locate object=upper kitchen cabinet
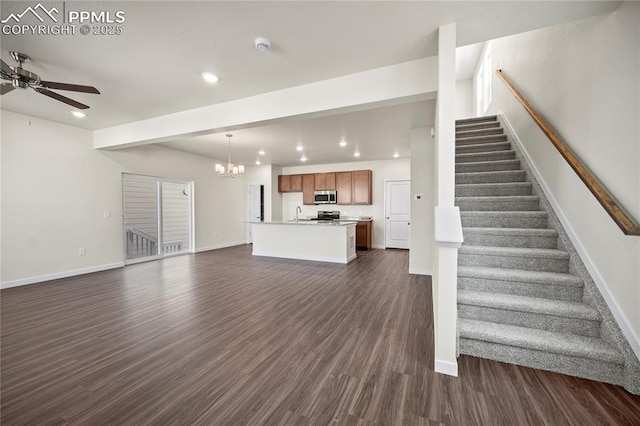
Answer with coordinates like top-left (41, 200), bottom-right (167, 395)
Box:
top-left (278, 175), bottom-right (291, 192)
top-left (352, 170), bottom-right (372, 205)
top-left (314, 172), bottom-right (336, 191)
top-left (290, 174), bottom-right (303, 192)
top-left (302, 174), bottom-right (315, 205)
top-left (336, 172), bottom-right (352, 205)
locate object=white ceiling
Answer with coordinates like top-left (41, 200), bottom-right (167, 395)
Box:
top-left (0, 1), bottom-right (621, 166)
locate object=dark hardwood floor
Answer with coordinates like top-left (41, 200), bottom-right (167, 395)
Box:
top-left (1, 245), bottom-right (639, 425)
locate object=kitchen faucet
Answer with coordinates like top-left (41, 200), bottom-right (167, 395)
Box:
top-left (295, 206), bottom-right (302, 223)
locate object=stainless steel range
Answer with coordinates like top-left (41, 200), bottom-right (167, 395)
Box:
top-left (311, 210), bottom-right (340, 222)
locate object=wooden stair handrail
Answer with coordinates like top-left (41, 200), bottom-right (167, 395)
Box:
top-left (495, 69), bottom-right (640, 236)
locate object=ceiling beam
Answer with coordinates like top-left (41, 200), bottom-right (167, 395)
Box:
top-left (93, 57), bottom-right (438, 150)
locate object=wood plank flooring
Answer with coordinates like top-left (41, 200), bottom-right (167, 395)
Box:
top-left (2, 245), bottom-right (639, 425)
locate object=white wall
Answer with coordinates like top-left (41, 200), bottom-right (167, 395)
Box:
top-left (455, 79), bottom-right (474, 119)
top-left (484, 2), bottom-right (640, 343)
top-left (1, 110), bottom-right (246, 287)
top-left (409, 128), bottom-right (435, 275)
top-left (281, 159), bottom-right (410, 248)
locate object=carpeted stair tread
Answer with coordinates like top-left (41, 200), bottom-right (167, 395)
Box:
top-left (456, 170), bottom-right (527, 184)
top-left (458, 290), bottom-right (600, 320)
top-left (458, 266), bottom-right (583, 287)
top-left (459, 319), bottom-right (624, 364)
top-left (456, 150), bottom-right (516, 163)
top-left (456, 195), bottom-right (540, 211)
top-left (456, 115), bottom-right (497, 125)
top-left (456, 159), bottom-right (521, 173)
top-left (455, 134), bottom-right (509, 146)
top-left (462, 227), bottom-right (557, 238)
top-left (459, 245), bottom-right (569, 260)
top-left (456, 121), bottom-right (501, 132)
top-left (456, 128), bottom-right (504, 138)
top-left (456, 182), bottom-right (532, 197)
top-left (455, 141), bottom-right (512, 154)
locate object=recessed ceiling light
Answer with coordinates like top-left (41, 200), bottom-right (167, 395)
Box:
top-left (296, 146), bottom-right (303, 152)
top-left (301, 155), bottom-right (307, 162)
top-left (354, 151), bottom-right (360, 158)
top-left (339, 140), bottom-right (347, 147)
top-left (393, 152), bottom-right (400, 158)
top-left (201, 72), bottom-right (219, 83)
top-left (71, 111), bottom-right (86, 118)
top-left (258, 149), bottom-right (265, 155)
top-left (256, 159), bottom-right (261, 165)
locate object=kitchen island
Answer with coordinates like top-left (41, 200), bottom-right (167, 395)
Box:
top-left (251, 221), bottom-right (357, 264)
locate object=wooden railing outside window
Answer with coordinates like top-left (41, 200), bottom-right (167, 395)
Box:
top-left (495, 69), bottom-right (640, 236)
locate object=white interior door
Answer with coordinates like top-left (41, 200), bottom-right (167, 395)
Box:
top-left (247, 185), bottom-right (263, 243)
top-left (385, 180), bottom-right (410, 249)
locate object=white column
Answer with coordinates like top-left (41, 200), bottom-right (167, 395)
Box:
top-left (433, 23), bottom-right (461, 377)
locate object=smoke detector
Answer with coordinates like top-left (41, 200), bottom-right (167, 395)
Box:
top-left (255, 37), bottom-right (271, 52)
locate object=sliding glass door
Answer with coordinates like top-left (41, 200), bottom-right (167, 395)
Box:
top-left (122, 174), bottom-right (193, 263)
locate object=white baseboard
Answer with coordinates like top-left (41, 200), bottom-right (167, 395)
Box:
top-left (372, 244), bottom-right (386, 249)
top-left (435, 359), bottom-right (458, 376)
top-left (500, 113), bottom-right (640, 361)
top-left (195, 241), bottom-right (247, 253)
top-left (409, 267), bottom-right (433, 276)
top-left (1, 262), bottom-right (124, 289)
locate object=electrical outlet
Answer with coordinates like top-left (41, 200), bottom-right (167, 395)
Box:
top-left (104, 210), bottom-right (111, 219)
top-left (79, 247), bottom-right (87, 256)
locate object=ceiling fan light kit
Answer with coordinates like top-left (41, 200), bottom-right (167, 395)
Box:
top-left (0, 51), bottom-right (100, 110)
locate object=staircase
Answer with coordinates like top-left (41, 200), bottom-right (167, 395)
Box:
top-left (454, 115), bottom-right (631, 389)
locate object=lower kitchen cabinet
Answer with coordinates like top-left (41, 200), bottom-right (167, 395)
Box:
top-left (355, 220), bottom-right (372, 250)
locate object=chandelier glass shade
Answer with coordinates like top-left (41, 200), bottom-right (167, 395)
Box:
top-left (215, 134), bottom-right (244, 178)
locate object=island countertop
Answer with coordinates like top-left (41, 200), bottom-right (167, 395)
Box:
top-left (251, 221), bottom-right (357, 263)
top-left (251, 220), bottom-right (357, 226)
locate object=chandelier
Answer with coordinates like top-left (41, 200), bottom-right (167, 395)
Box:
top-left (215, 134), bottom-right (244, 178)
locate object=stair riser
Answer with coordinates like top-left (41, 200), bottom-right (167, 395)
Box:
top-left (456, 160), bottom-right (521, 173)
top-left (462, 233), bottom-right (557, 249)
top-left (459, 252), bottom-right (569, 273)
top-left (456, 171), bottom-right (527, 184)
top-left (460, 214), bottom-right (548, 229)
top-left (456, 198), bottom-right (540, 211)
top-left (458, 277), bottom-right (583, 302)
top-left (456, 184), bottom-right (532, 197)
top-left (456, 134), bottom-right (508, 146)
top-left (456, 122), bottom-right (501, 132)
top-left (459, 339), bottom-right (624, 386)
top-left (456, 151), bottom-right (516, 163)
top-left (458, 305), bottom-right (600, 337)
top-left (456, 142), bottom-right (511, 154)
top-left (456, 128), bottom-right (504, 138)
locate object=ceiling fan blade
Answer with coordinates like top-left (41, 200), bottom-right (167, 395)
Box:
top-left (40, 81), bottom-right (100, 94)
top-left (1, 59), bottom-right (15, 77)
top-left (1, 83), bottom-right (15, 95)
top-left (34, 88), bottom-right (90, 109)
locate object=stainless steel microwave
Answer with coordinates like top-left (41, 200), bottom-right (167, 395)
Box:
top-left (314, 190), bottom-right (337, 204)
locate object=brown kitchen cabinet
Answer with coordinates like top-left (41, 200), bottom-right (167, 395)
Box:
top-left (278, 175), bottom-right (291, 192)
top-left (336, 172), bottom-right (352, 205)
top-left (314, 173), bottom-right (325, 190)
top-left (302, 174), bottom-right (315, 205)
top-left (325, 172), bottom-right (336, 190)
top-left (290, 174), bottom-right (303, 192)
top-left (356, 220), bottom-right (372, 250)
top-left (352, 170), bottom-right (372, 205)
top-left (314, 172), bottom-right (336, 191)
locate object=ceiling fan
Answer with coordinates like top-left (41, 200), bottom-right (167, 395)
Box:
top-left (1, 51), bottom-right (100, 110)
